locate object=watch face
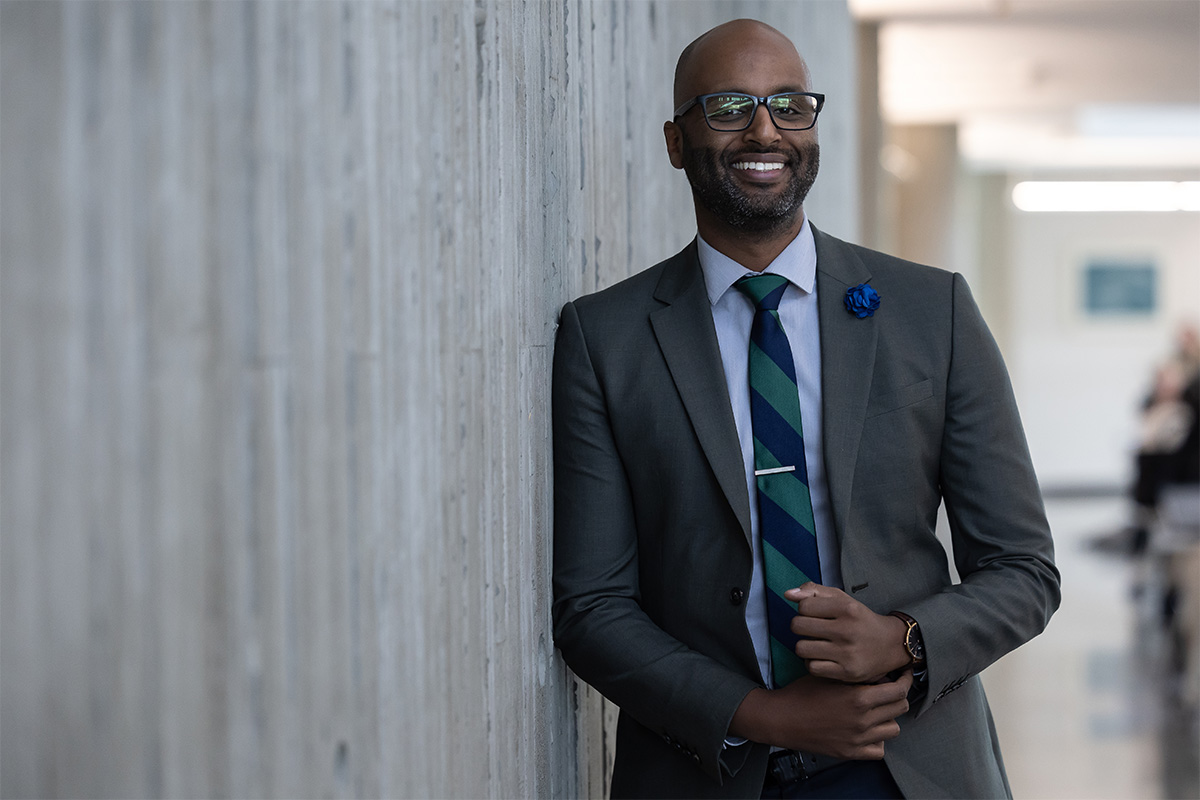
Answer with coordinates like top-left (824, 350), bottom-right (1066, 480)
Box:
top-left (907, 628), bottom-right (925, 660)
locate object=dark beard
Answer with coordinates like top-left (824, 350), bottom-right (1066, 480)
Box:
top-left (680, 135), bottom-right (820, 236)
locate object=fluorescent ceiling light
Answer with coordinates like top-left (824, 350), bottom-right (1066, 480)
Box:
top-left (848, 0), bottom-right (998, 19)
top-left (1077, 105), bottom-right (1200, 139)
top-left (1011, 181), bottom-right (1200, 212)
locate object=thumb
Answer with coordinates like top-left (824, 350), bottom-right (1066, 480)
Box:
top-left (783, 582), bottom-right (820, 602)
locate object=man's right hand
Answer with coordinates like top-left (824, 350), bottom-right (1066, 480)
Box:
top-left (728, 670), bottom-right (913, 759)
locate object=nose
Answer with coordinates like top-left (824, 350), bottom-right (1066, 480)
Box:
top-left (742, 100), bottom-right (781, 146)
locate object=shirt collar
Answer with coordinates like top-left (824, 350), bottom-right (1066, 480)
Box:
top-left (696, 217), bottom-right (816, 307)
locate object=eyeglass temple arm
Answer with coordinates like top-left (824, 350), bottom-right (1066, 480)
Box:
top-left (672, 97), bottom-right (700, 119)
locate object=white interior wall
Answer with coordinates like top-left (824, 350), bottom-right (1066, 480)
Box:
top-left (1006, 193), bottom-right (1200, 490)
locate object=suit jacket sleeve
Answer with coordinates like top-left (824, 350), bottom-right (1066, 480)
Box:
top-left (900, 272), bottom-right (1061, 713)
top-left (551, 299), bottom-right (760, 782)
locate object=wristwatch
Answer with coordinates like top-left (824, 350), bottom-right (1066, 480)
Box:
top-left (890, 611), bottom-right (926, 664)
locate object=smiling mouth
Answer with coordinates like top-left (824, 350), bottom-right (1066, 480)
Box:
top-left (732, 161), bottom-right (786, 172)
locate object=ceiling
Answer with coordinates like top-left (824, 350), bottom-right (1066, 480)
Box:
top-left (849, 0), bottom-right (1200, 171)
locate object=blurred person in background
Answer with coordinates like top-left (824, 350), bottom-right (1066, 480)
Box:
top-left (1132, 323), bottom-right (1200, 548)
top-left (1137, 324), bottom-right (1200, 717)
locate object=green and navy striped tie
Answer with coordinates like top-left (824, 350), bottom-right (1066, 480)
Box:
top-left (735, 273), bottom-right (821, 688)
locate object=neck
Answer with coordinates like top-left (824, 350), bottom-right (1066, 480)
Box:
top-left (694, 206), bottom-right (805, 272)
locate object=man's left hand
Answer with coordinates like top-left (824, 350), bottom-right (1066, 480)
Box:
top-left (785, 583), bottom-right (912, 684)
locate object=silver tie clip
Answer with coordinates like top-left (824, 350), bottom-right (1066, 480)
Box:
top-left (754, 465), bottom-right (796, 476)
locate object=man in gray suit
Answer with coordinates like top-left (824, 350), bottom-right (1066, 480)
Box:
top-left (552, 19), bottom-right (1060, 799)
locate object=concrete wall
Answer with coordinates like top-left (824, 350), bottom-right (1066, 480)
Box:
top-left (0, 1), bottom-right (856, 797)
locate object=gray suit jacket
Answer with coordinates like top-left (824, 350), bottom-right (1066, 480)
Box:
top-left (551, 227), bottom-right (1061, 799)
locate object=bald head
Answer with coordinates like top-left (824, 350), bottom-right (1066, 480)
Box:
top-left (673, 20), bottom-right (811, 110)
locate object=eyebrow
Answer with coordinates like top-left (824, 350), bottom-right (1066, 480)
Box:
top-left (708, 85), bottom-right (808, 96)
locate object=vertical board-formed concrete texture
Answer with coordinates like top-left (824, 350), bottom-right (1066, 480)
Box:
top-left (0, 2), bottom-right (856, 797)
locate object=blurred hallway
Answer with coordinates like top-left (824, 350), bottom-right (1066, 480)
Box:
top-left (858, 4), bottom-right (1200, 793)
top-left (983, 495), bottom-right (1200, 800)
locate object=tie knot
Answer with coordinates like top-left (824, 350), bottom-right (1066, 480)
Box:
top-left (735, 273), bottom-right (789, 311)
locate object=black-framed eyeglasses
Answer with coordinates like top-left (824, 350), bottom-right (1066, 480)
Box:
top-left (673, 92), bottom-right (825, 132)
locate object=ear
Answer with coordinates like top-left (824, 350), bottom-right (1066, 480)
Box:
top-left (663, 121), bottom-right (685, 170)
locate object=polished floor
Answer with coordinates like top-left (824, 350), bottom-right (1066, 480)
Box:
top-left (981, 496), bottom-right (1200, 800)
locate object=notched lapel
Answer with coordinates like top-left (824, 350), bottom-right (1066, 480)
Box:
top-left (814, 228), bottom-right (878, 546)
top-left (649, 244), bottom-right (753, 545)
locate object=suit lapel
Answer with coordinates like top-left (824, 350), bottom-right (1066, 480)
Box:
top-left (813, 227), bottom-right (877, 546)
top-left (650, 243), bottom-right (753, 546)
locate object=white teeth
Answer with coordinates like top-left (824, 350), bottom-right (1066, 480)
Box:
top-left (734, 162), bottom-right (784, 172)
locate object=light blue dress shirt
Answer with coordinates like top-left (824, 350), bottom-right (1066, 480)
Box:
top-left (696, 219), bottom-right (842, 689)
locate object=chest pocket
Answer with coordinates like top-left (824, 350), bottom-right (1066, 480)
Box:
top-left (865, 378), bottom-right (933, 419)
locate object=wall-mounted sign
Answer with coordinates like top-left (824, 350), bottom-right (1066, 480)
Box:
top-left (1082, 260), bottom-right (1157, 316)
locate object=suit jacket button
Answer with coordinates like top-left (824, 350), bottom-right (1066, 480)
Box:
top-left (729, 587), bottom-right (745, 605)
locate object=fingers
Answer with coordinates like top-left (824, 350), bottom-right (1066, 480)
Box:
top-left (855, 680), bottom-right (910, 738)
top-left (873, 696), bottom-right (910, 727)
top-left (788, 587), bottom-right (866, 624)
top-left (865, 684), bottom-right (910, 720)
top-left (791, 628), bottom-right (871, 682)
top-left (859, 719), bottom-right (902, 753)
top-left (855, 672), bottom-right (912, 719)
top-left (783, 582), bottom-right (821, 603)
top-left (859, 669), bottom-right (912, 698)
top-left (792, 637), bottom-right (859, 674)
top-left (802, 658), bottom-right (881, 685)
top-left (801, 658), bottom-right (840, 679)
top-left (786, 584), bottom-right (857, 619)
top-left (792, 596), bottom-right (847, 621)
top-left (832, 685), bottom-right (908, 760)
top-left (792, 634), bottom-right (838, 660)
top-left (853, 742), bottom-right (888, 760)
top-left (773, 674), bottom-right (910, 760)
top-left (790, 615), bottom-right (842, 640)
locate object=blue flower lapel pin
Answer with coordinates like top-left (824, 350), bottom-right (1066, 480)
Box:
top-left (844, 283), bottom-right (881, 318)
